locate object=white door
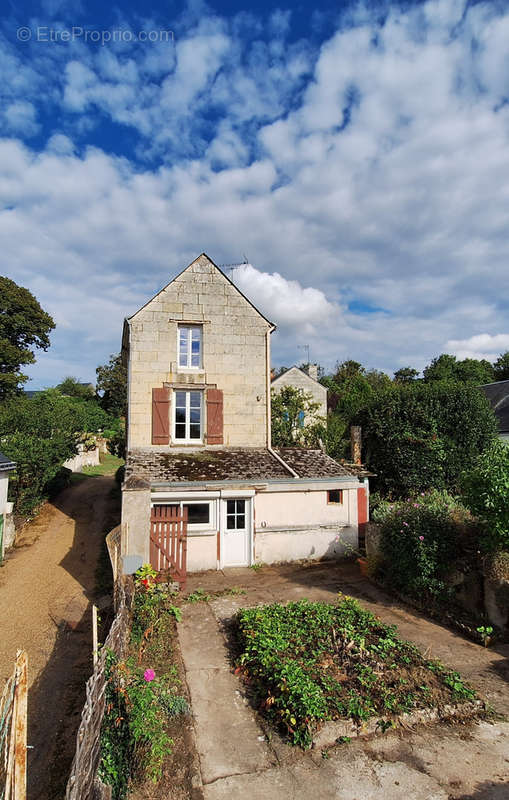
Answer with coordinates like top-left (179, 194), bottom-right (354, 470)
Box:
top-left (221, 498), bottom-right (251, 567)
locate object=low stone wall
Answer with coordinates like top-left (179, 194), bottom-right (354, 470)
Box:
top-left (2, 512), bottom-right (15, 552)
top-left (63, 446), bottom-right (100, 473)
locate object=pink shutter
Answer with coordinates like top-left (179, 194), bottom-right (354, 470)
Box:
top-left (207, 389), bottom-right (223, 445)
top-left (152, 387), bottom-right (170, 445)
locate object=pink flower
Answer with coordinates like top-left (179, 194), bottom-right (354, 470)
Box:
top-left (403, 522), bottom-right (409, 527)
top-left (419, 536), bottom-right (424, 541)
top-left (413, 503), bottom-right (420, 508)
top-left (144, 669), bottom-right (156, 682)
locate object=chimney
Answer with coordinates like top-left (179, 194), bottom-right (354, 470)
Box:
top-left (350, 426), bottom-right (362, 465)
top-left (306, 363), bottom-right (318, 381)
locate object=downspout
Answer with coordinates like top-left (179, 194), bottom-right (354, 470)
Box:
top-left (265, 324), bottom-right (299, 478)
top-left (125, 318), bottom-right (132, 453)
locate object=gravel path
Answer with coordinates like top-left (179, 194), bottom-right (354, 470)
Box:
top-left (0, 476), bottom-right (119, 800)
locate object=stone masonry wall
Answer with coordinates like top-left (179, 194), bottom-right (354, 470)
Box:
top-left (271, 367), bottom-right (327, 421)
top-left (127, 254), bottom-right (271, 448)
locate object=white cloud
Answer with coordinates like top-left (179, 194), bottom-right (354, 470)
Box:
top-left (1, 1), bottom-right (509, 384)
top-left (232, 263), bottom-right (341, 333)
top-left (445, 333), bottom-right (509, 362)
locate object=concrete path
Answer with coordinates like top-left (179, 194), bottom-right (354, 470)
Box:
top-left (179, 562), bottom-right (509, 799)
top-left (178, 602), bottom-right (276, 785)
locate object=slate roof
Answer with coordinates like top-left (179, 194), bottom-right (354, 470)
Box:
top-left (0, 451), bottom-right (16, 471)
top-left (125, 447), bottom-right (359, 484)
top-left (480, 380), bottom-right (509, 433)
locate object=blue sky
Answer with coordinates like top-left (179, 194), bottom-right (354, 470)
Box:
top-left (1, 0), bottom-right (509, 387)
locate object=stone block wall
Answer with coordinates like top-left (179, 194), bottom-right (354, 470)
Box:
top-left (126, 254), bottom-right (271, 449)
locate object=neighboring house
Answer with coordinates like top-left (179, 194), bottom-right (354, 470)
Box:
top-left (121, 253), bottom-right (369, 573)
top-left (271, 365), bottom-right (327, 426)
top-left (0, 451), bottom-right (16, 558)
top-left (479, 380), bottom-right (509, 443)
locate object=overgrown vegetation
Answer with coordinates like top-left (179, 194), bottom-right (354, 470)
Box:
top-left (0, 389), bottom-right (122, 514)
top-left (461, 440), bottom-right (509, 553)
top-left (372, 490), bottom-right (478, 604)
top-left (235, 596), bottom-right (477, 748)
top-left (98, 570), bottom-right (188, 799)
top-left (356, 382), bottom-right (497, 497)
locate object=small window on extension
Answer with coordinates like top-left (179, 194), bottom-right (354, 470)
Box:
top-left (327, 489), bottom-right (343, 504)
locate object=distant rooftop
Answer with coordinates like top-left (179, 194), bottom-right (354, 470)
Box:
top-left (479, 379), bottom-right (509, 433)
top-left (0, 451), bottom-right (16, 471)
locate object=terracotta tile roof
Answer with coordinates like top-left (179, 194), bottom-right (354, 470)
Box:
top-left (276, 448), bottom-right (355, 478)
top-left (125, 447), bottom-right (360, 484)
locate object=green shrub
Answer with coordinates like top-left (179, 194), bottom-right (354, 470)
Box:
top-left (357, 382), bottom-right (497, 498)
top-left (376, 491), bottom-right (476, 602)
top-left (461, 440), bottom-right (509, 553)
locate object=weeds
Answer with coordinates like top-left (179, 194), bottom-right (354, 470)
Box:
top-left (235, 595), bottom-right (477, 748)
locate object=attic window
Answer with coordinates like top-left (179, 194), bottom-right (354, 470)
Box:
top-left (327, 489), bottom-right (343, 504)
top-left (178, 325), bottom-right (202, 369)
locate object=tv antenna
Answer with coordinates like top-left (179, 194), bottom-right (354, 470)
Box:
top-left (298, 344), bottom-right (310, 365)
top-left (218, 255), bottom-right (249, 280)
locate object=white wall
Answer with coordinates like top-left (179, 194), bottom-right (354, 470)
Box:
top-left (0, 473), bottom-right (8, 513)
top-left (254, 525), bottom-right (358, 565)
top-left (255, 488), bottom-right (355, 529)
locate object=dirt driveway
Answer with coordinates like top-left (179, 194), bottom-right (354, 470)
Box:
top-left (0, 476), bottom-right (119, 800)
top-left (181, 562), bottom-right (509, 799)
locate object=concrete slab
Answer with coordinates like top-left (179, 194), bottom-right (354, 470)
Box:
top-left (178, 601), bottom-right (275, 785)
top-left (182, 562), bottom-right (509, 799)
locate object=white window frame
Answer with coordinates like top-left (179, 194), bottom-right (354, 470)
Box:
top-left (173, 389), bottom-right (203, 444)
top-left (151, 499), bottom-right (216, 532)
top-left (177, 324), bottom-right (202, 370)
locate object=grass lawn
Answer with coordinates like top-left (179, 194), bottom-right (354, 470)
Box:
top-left (235, 596), bottom-right (478, 747)
top-left (70, 452), bottom-right (125, 483)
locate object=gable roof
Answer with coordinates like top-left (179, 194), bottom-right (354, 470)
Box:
top-left (271, 366), bottom-right (322, 386)
top-left (126, 253), bottom-right (276, 328)
top-left (480, 379), bottom-right (509, 433)
top-left (0, 451), bottom-right (16, 471)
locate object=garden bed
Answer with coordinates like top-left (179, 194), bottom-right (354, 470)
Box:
top-left (98, 580), bottom-right (201, 799)
top-left (235, 595), bottom-right (481, 748)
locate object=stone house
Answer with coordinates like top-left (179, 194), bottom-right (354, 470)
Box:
top-left (271, 365), bottom-right (328, 427)
top-left (121, 254), bottom-right (369, 573)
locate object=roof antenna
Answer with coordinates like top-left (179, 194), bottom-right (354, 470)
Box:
top-left (298, 344), bottom-right (310, 365)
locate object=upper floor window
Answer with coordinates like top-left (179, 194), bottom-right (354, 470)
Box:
top-left (178, 325), bottom-right (202, 369)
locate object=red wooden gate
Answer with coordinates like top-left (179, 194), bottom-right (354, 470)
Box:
top-left (150, 505), bottom-right (188, 589)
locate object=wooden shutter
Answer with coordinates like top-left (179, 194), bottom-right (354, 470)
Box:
top-left (152, 387), bottom-right (170, 445)
top-left (206, 389), bottom-right (223, 445)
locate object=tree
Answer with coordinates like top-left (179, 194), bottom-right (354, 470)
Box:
top-left (271, 386), bottom-right (325, 447)
top-left (493, 352), bottom-right (509, 382)
top-left (96, 353), bottom-right (127, 417)
top-left (454, 358), bottom-right (494, 385)
top-left (394, 367), bottom-right (419, 382)
top-left (423, 354), bottom-right (458, 382)
top-left (423, 353), bottom-right (494, 384)
top-left (0, 276), bottom-right (55, 398)
top-left (462, 440), bottom-right (509, 552)
top-left (56, 376), bottom-right (95, 400)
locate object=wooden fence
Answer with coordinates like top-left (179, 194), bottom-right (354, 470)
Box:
top-left (105, 523), bottom-right (127, 610)
top-left (65, 563), bottom-right (133, 800)
top-left (0, 651), bottom-right (28, 800)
